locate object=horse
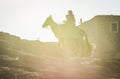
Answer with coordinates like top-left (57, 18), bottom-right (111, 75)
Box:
top-left (42, 15), bottom-right (92, 57)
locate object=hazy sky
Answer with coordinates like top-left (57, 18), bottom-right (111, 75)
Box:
top-left (0, 0), bottom-right (120, 42)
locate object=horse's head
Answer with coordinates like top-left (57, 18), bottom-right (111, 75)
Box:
top-left (42, 15), bottom-right (52, 28)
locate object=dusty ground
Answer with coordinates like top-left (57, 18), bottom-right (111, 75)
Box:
top-left (1, 54), bottom-right (120, 79)
top-left (0, 32), bottom-right (120, 79)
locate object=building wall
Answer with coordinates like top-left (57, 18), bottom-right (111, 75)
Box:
top-left (97, 16), bottom-right (120, 58)
top-left (80, 15), bottom-right (120, 58)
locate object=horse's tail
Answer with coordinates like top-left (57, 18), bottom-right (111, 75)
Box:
top-left (83, 31), bottom-right (93, 57)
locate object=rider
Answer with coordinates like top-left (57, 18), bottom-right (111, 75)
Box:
top-left (65, 10), bottom-right (76, 27)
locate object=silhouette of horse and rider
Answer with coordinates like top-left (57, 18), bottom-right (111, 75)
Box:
top-left (42, 10), bottom-right (93, 57)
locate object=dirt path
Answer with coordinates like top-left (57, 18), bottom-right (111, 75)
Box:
top-left (32, 56), bottom-right (111, 79)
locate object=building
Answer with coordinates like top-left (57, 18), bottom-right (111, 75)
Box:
top-left (79, 15), bottom-right (120, 58)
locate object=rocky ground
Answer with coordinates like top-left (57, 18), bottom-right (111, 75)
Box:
top-left (0, 32), bottom-right (120, 79)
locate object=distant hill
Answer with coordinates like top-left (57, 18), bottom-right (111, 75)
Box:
top-left (0, 32), bottom-right (64, 79)
top-left (0, 32), bottom-right (64, 56)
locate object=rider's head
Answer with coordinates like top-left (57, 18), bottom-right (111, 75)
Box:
top-left (68, 10), bottom-right (73, 15)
